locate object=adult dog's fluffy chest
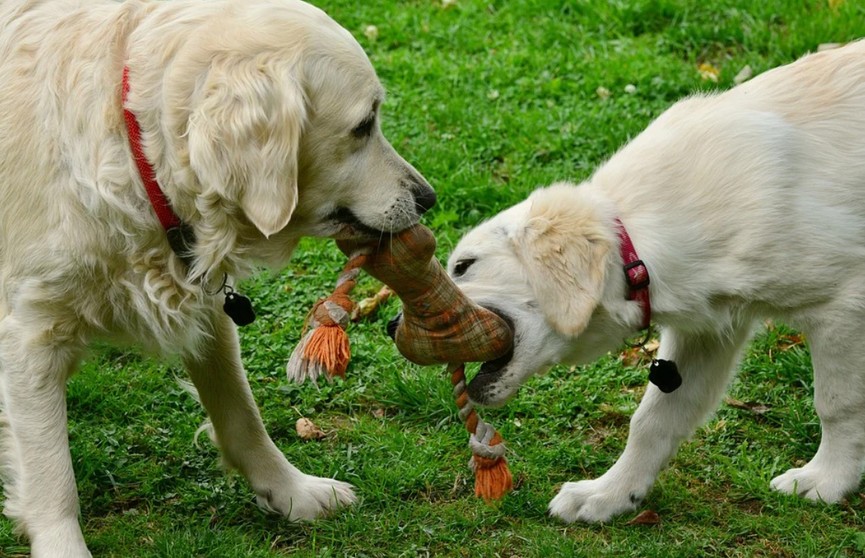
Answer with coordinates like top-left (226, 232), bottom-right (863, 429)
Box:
top-left (1, 244), bottom-right (214, 357)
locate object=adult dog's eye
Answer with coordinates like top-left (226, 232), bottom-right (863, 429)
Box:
top-left (453, 258), bottom-right (476, 277)
top-left (352, 116), bottom-right (375, 138)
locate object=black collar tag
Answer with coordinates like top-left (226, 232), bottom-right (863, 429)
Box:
top-left (649, 359), bottom-right (681, 393)
top-left (223, 287), bottom-right (256, 326)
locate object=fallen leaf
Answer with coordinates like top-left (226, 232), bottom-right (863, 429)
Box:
top-left (371, 408), bottom-right (386, 419)
top-left (296, 417), bottom-right (326, 440)
top-left (776, 332), bottom-right (804, 351)
top-left (733, 64), bottom-right (753, 85)
top-left (620, 346), bottom-right (645, 367)
top-left (619, 337), bottom-right (659, 367)
top-left (351, 285), bottom-right (392, 321)
top-left (628, 510), bottom-right (661, 526)
top-left (698, 62), bottom-right (720, 82)
top-left (725, 397), bottom-right (771, 415)
top-left (363, 25), bottom-right (379, 41)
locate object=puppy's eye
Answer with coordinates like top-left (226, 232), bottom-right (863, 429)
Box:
top-left (352, 116), bottom-right (375, 138)
top-left (453, 258), bottom-right (476, 277)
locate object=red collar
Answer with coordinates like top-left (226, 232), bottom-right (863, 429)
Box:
top-left (121, 66), bottom-right (182, 231)
top-left (615, 218), bottom-right (651, 330)
top-left (122, 66), bottom-right (196, 266)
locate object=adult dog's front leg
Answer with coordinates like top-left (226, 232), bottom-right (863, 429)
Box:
top-left (0, 315), bottom-right (90, 558)
top-left (549, 324), bottom-right (753, 523)
top-left (183, 312), bottom-right (355, 520)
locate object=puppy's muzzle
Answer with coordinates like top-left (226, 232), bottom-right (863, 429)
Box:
top-left (465, 310), bottom-right (515, 404)
top-left (465, 345), bottom-right (514, 403)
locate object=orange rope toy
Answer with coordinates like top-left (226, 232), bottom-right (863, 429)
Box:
top-left (286, 225), bottom-right (515, 500)
top-left (450, 363), bottom-right (513, 500)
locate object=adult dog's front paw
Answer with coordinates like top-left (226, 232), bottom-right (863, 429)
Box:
top-left (548, 479), bottom-right (642, 523)
top-left (255, 473), bottom-right (356, 521)
top-left (770, 464), bottom-right (854, 504)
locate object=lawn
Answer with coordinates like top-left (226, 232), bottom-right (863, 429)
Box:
top-left (3, 1), bottom-right (865, 556)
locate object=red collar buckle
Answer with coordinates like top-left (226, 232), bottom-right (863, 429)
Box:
top-left (623, 259), bottom-right (650, 295)
top-left (615, 218), bottom-right (651, 331)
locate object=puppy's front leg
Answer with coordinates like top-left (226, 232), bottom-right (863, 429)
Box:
top-left (0, 315), bottom-right (90, 558)
top-left (549, 324), bottom-right (753, 523)
top-left (770, 319), bottom-right (865, 502)
top-left (183, 311), bottom-right (355, 520)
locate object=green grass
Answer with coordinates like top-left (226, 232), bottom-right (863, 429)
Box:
top-left (4, 1), bottom-right (865, 556)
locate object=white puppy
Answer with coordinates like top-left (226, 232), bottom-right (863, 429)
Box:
top-left (448, 40), bottom-right (865, 523)
top-left (0, 1), bottom-right (434, 556)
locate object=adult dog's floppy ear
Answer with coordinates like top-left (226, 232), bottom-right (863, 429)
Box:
top-left (189, 57), bottom-right (305, 237)
top-left (512, 185), bottom-right (612, 337)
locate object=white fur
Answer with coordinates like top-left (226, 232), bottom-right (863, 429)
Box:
top-left (448, 40), bottom-right (865, 523)
top-left (0, 1), bottom-right (434, 556)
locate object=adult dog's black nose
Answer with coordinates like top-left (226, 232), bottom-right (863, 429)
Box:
top-left (413, 187), bottom-right (437, 214)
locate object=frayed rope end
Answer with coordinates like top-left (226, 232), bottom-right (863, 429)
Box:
top-left (302, 321), bottom-right (351, 378)
top-left (471, 452), bottom-right (513, 501)
top-left (286, 300), bottom-right (352, 383)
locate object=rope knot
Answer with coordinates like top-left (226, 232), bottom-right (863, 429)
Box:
top-left (312, 298), bottom-right (351, 328)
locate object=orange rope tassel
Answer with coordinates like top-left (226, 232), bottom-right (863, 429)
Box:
top-left (302, 320), bottom-right (351, 378)
top-left (286, 251), bottom-right (367, 383)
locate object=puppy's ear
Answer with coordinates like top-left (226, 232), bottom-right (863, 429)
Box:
top-left (189, 58), bottom-right (305, 237)
top-left (512, 188), bottom-right (612, 337)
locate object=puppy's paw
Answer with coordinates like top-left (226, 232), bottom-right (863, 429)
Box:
top-left (255, 472), bottom-right (356, 521)
top-left (548, 479), bottom-right (641, 523)
top-left (770, 465), bottom-right (854, 503)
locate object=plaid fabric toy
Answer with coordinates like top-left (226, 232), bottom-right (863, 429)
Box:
top-left (286, 224), bottom-right (515, 500)
top-left (341, 224), bottom-right (513, 365)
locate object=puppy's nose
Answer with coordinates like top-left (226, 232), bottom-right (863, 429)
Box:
top-left (413, 187), bottom-right (437, 214)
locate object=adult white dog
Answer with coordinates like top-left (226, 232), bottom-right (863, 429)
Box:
top-left (447, 40), bottom-right (865, 523)
top-left (0, 0), bottom-right (435, 556)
